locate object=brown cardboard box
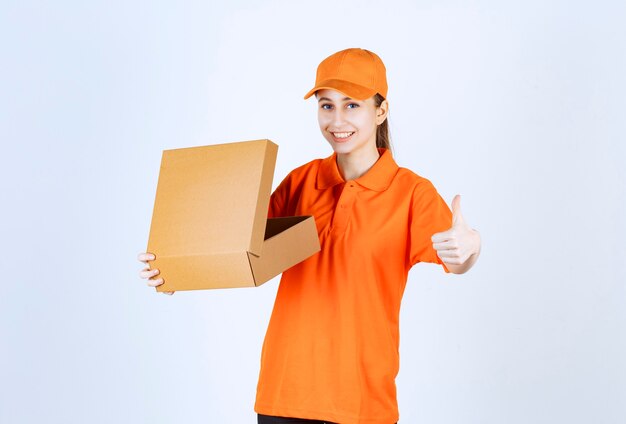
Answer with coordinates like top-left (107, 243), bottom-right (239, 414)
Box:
top-left (146, 139), bottom-right (320, 291)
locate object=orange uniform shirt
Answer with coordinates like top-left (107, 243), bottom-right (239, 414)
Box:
top-left (255, 148), bottom-right (452, 424)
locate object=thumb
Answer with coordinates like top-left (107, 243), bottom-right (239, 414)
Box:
top-left (451, 194), bottom-right (464, 226)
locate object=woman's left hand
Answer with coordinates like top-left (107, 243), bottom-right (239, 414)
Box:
top-left (431, 194), bottom-right (481, 272)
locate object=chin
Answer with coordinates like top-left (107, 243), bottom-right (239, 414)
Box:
top-left (325, 137), bottom-right (356, 154)
top-left (329, 143), bottom-right (356, 155)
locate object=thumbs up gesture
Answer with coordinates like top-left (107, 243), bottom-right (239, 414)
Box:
top-left (431, 194), bottom-right (481, 272)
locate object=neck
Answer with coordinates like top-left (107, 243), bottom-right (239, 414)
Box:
top-left (336, 144), bottom-right (381, 181)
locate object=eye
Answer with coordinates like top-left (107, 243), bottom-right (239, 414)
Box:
top-left (320, 103), bottom-right (333, 110)
top-left (346, 103), bottom-right (360, 109)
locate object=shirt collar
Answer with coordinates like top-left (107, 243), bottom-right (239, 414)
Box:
top-left (316, 148), bottom-right (399, 192)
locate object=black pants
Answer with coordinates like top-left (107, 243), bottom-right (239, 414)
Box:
top-left (257, 414), bottom-right (333, 424)
top-left (258, 414), bottom-right (397, 424)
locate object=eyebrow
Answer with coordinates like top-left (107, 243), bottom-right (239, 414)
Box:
top-left (317, 96), bottom-right (353, 102)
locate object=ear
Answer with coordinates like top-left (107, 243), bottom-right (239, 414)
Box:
top-left (376, 99), bottom-right (389, 125)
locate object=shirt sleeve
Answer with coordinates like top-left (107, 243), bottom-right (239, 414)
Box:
top-left (268, 174), bottom-right (290, 219)
top-left (408, 179), bottom-right (453, 272)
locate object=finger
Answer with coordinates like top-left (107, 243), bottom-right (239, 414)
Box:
top-left (432, 240), bottom-right (457, 251)
top-left (147, 278), bottom-right (164, 287)
top-left (451, 194), bottom-right (465, 227)
top-left (436, 249), bottom-right (460, 259)
top-left (431, 229), bottom-right (455, 243)
top-left (441, 257), bottom-right (463, 265)
top-left (162, 291), bottom-right (175, 295)
top-left (139, 268), bottom-right (160, 279)
top-left (137, 252), bottom-right (156, 263)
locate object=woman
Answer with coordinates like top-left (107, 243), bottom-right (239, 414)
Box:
top-left (138, 48), bottom-right (481, 424)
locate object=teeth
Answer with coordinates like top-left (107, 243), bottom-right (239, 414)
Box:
top-left (333, 132), bottom-right (354, 139)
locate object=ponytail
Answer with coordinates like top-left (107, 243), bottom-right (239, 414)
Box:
top-left (374, 94), bottom-right (392, 151)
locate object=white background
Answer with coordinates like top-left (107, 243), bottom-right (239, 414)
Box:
top-left (1, 1), bottom-right (625, 423)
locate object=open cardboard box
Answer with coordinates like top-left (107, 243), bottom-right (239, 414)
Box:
top-left (146, 139), bottom-right (320, 291)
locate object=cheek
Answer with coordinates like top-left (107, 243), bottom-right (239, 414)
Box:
top-left (355, 111), bottom-right (377, 132)
top-left (318, 112), bottom-right (330, 129)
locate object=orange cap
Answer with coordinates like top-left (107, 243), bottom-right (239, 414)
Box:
top-left (303, 48), bottom-right (388, 100)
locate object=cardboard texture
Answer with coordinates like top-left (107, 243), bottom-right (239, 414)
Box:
top-left (146, 139), bottom-right (320, 291)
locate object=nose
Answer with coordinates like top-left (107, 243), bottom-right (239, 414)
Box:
top-left (330, 108), bottom-right (347, 128)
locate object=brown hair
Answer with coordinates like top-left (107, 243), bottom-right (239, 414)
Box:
top-left (374, 93), bottom-right (392, 151)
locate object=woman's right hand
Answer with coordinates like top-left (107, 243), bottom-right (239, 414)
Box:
top-left (138, 252), bottom-right (174, 295)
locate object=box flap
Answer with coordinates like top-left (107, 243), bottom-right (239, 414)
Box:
top-left (154, 252), bottom-right (255, 291)
top-left (247, 216), bottom-right (320, 286)
top-left (147, 139), bottom-right (278, 257)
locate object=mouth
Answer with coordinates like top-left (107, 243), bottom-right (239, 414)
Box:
top-left (331, 131), bottom-right (355, 142)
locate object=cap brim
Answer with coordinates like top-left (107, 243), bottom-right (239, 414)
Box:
top-left (303, 79), bottom-right (378, 100)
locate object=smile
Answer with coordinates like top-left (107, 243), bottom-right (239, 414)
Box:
top-left (331, 132), bottom-right (355, 140)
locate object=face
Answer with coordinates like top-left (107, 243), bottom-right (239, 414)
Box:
top-left (316, 89), bottom-right (388, 156)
